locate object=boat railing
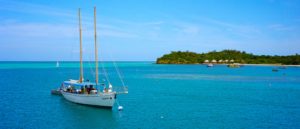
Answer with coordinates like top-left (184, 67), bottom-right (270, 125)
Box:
top-left (113, 86), bottom-right (128, 94)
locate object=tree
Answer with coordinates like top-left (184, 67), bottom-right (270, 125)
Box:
top-left (156, 50), bottom-right (300, 65)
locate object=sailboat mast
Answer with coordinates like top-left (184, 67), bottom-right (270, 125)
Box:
top-left (94, 7), bottom-right (99, 85)
top-left (79, 8), bottom-right (84, 83)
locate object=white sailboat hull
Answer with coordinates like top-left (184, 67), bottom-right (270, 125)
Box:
top-left (61, 91), bottom-right (116, 108)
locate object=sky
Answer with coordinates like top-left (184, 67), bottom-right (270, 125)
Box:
top-left (0, 0), bottom-right (300, 61)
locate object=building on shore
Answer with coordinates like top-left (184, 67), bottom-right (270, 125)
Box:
top-left (204, 60), bottom-right (210, 64)
top-left (211, 59), bottom-right (217, 64)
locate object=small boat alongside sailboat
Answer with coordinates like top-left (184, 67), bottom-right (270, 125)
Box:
top-left (51, 88), bottom-right (62, 95)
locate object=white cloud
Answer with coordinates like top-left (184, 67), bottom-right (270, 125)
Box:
top-left (100, 29), bottom-right (137, 38)
top-left (203, 18), bottom-right (261, 38)
top-left (171, 22), bottom-right (201, 35)
top-left (0, 0), bottom-right (74, 18)
top-left (0, 20), bottom-right (138, 39)
top-left (0, 23), bottom-right (76, 38)
top-left (268, 24), bottom-right (293, 31)
top-left (141, 21), bottom-right (165, 26)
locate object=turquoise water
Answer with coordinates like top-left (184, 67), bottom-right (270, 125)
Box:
top-left (0, 62), bottom-right (300, 129)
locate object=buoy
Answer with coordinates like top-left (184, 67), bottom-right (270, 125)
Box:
top-left (118, 106), bottom-right (123, 111)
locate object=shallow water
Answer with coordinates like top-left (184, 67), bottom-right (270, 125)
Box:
top-left (0, 62), bottom-right (300, 129)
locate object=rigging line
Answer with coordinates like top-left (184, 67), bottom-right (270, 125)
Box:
top-left (81, 25), bottom-right (95, 82)
top-left (113, 61), bottom-right (126, 87)
top-left (100, 53), bottom-right (111, 85)
top-left (107, 49), bottom-right (126, 87)
top-left (87, 53), bottom-right (96, 82)
top-left (87, 28), bottom-right (96, 78)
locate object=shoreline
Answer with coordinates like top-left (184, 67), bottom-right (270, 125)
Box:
top-left (157, 63), bottom-right (300, 67)
top-left (216, 63), bottom-right (300, 67)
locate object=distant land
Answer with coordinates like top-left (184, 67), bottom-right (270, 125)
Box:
top-left (156, 50), bottom-right (300, 65)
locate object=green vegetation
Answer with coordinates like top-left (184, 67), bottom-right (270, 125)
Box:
top-left (156, 50), bottom-right (300, 65)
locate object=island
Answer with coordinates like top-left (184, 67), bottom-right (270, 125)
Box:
top-left (156, 50), bottom-right (300, 65)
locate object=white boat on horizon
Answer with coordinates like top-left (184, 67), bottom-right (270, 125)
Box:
top-left (59, 7), bottom-right (127, 109)
top-left (56, 61), bottom-right (59, 67)
top-left (207, 63), bottom-right (213, 67)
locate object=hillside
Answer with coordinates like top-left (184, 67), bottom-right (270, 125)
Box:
top-left (156, 50), bottom-right (300, 65)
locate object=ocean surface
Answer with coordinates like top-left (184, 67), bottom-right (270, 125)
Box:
top-left (0, 62), bottom-right (300, 129)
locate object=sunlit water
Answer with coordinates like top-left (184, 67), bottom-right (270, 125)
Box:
top-left (0, 62), bottom-right (300, 129)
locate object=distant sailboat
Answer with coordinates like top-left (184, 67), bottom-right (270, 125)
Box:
top-left (56, 61), bottom-right (59, 67)
top-left (58, 7), bottom-right (128, 109)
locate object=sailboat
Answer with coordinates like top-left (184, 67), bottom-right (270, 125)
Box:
top-left (56, 61), bottom-right (59, 67)
top-left (60, 7), bottom-right (127, 109)
top-left (207, 63), bottom-right (213, 67)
